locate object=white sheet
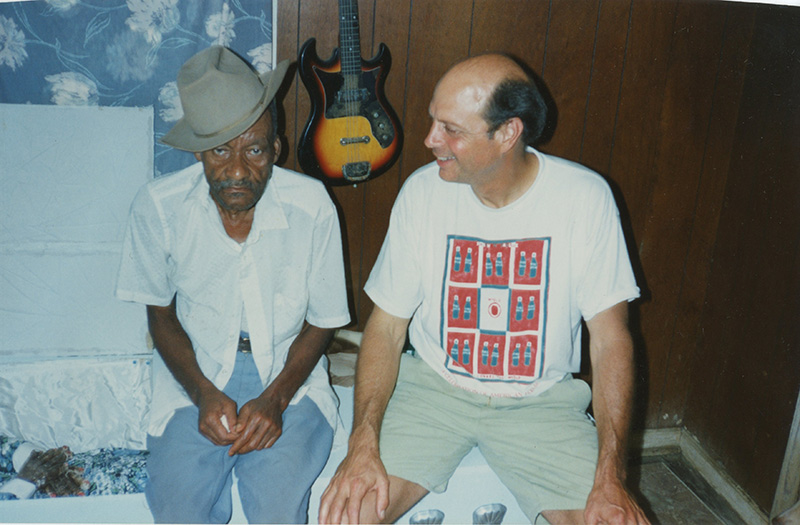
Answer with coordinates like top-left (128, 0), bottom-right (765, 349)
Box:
top-left (0, 103), bottom-right (153, 451)
top-left (0, 357), bottom-right (151, 452)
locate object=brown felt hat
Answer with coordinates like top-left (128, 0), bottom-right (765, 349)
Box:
top-left (161, 46), bottom-right (290, 152)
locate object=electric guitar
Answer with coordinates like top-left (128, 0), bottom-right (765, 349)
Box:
top-left (298, 0), bottom-right (403, 185)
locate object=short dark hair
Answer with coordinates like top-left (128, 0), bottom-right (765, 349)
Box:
top-left (483, 77), bottom-right (547, 146)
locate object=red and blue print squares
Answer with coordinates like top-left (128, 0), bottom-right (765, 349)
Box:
top-left (442, 236), bottom-right (549, 384)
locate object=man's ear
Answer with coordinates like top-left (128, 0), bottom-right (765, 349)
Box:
top-left (495, 117), bottom-right (524, 153)
top-left (194, 151), bottom-right (203, 161)
top-left (273, 137), bottom-right (282, 159)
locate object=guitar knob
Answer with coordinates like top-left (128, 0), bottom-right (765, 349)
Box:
top-left (373, 111), bottom-right (380, 118)
top-left (379, 123), bottom-right (385, 129)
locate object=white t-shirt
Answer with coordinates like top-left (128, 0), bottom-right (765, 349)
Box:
top-left (116, 163), bottom-right (350, 435)
top-left (365, 149), bottom-right (639, 397)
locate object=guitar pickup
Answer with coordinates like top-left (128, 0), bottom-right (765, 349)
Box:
top-left (340, 136), bottom-right (371, 145)
top-left (336, 88), bottom-right (370, 104)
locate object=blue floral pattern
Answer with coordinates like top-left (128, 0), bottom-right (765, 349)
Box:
top-left (0, 436), bottom-right (148, 500)
top-left (0, 0), bottom-right (275, 176)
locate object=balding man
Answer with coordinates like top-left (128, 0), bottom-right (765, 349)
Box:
top-left (319, 54), bottom-right (649, 525)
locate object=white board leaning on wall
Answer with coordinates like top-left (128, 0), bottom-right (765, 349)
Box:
top-left (0, 103), bottom-right (153, 452)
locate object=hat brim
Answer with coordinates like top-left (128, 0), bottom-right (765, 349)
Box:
top-left (161, 58), bottom-right (291, 153)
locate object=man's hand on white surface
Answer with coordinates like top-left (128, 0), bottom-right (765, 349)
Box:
top-left (318, 436), bottom-right (389, 524)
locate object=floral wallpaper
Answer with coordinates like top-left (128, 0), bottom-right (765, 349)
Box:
top-left (0, 0), bottom-right (275, 176)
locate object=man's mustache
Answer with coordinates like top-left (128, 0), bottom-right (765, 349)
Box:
top-left (211, 179), bottom-right (256, 191)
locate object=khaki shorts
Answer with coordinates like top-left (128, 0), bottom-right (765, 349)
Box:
top-left (380, 354), bottom-right (598, 521)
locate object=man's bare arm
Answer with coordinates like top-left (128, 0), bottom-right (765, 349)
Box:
top-left (146, 299), bottom-right (239, 445)
top-left (583, 301), bottom-right (649, 525)
top-left (319, 306), bottom-right (410, 524)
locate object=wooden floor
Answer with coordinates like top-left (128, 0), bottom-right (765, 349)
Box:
top-left (631, 454), bottom-right (747, 525)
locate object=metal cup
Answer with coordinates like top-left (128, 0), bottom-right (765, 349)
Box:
top-left (409, 509), bottom-right (445, 524)
top-left (472, 503), bottom-right (507, 525)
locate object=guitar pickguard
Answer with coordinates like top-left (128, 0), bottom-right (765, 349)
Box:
top-left (317, 67), bottom-right (396, 149)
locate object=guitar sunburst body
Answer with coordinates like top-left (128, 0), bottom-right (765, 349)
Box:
top-left (297, 1), bottom-right (402, 185)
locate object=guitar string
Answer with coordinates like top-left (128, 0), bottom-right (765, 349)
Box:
top-left (351, 1), bottom-right (360, 171)
top-left (346, 0), bottom-right (356, 173)
top-left (342, 0), bottom-right (358, 174)
top-left (340, 0), bottom-right (350, 174)
top-left (346, 0), bottom-right (353, 172)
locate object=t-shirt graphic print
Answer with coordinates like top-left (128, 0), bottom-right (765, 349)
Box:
top-left (441, 235), bottom-right (550, 384)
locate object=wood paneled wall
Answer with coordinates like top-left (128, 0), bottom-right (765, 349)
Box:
top-left (683, 6), bottom-right (800, 510)
top-left (275, 0), bottom-right (799, 512)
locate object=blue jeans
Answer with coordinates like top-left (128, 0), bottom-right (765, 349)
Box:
top-left (145, 352), bottom-right (333, 523)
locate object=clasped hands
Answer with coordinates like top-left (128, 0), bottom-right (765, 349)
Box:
top-left (197, 387), bottom-right (284, 456)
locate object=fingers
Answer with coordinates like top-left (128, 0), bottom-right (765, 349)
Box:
top-left (345, 484), bottom-right (366, 525)
top-left (200, 410), bottom-right (238, 445)
top-left (197, 388), bottom-right (241, 445)
top-left (319, 471), bottom-right (365, 525)
top-left (228, 425), bottom-right (278, 455)
top-left (318, 479), bottom-right (338, 523)
top-left (584, 486), bottom-right (651, 525)
top-left (227, 402), bottom-right (282, 456)
top-left (374, 477), bottom-right (389, 521)
top-left (318, 453), bottom-right (389, 524)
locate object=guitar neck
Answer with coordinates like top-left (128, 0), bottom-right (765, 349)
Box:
top-left (338, 0), bottom-right (362, 82)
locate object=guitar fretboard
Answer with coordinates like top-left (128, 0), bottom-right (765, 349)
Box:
top-left (338, 0), bottom-right (361, 81)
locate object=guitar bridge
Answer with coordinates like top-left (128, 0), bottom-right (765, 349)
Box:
top-left (342, 161), bottom-right (371, 182)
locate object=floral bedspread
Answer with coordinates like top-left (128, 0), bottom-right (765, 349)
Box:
top-left (0, 436), bottom-right (147, 500)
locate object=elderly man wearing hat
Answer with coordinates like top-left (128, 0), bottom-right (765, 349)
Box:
top-left (116, 46), bottom-right (350, 523)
